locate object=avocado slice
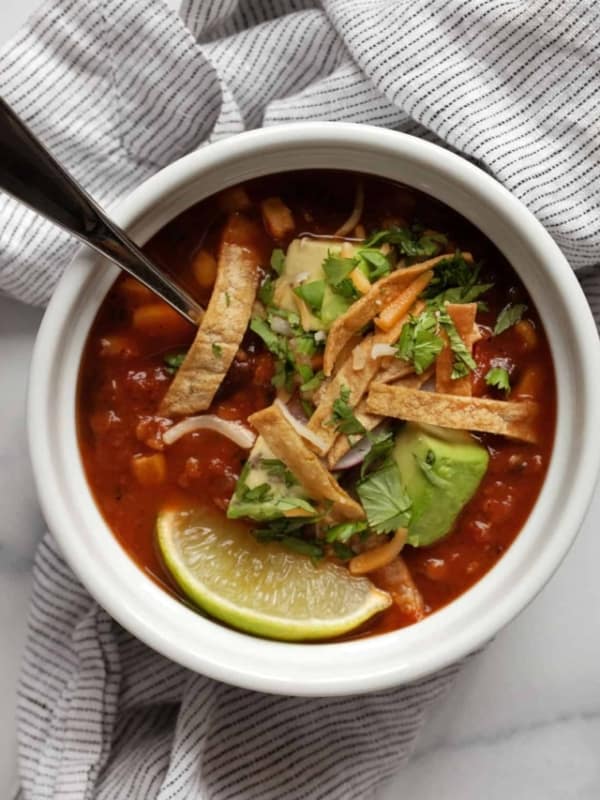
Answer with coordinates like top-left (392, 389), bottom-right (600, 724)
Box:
top-left (393, 423), bottom-right (489, 546)
top-left (227, 436), bottom-right (313, 521)
top-left (272, 238), bottom-right (358, 331)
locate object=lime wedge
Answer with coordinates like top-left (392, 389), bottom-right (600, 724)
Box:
top-left (156, 507), bottom-right (391, 641)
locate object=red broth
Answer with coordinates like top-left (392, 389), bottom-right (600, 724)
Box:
top-left (77, 171), bottom-right (556, 636)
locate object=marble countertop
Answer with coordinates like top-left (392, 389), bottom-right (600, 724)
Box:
top-left (1, 4), bottom-right (599, 799)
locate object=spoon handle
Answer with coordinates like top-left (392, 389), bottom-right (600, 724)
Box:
top-left (0, 96), bottom-right (203, 324)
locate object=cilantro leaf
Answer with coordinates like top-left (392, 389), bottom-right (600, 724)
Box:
top-left (427, 282), bottom-right (493, 308)
top-left (396, 310), bottom-right (444, 374)
top-left (485, 367), bottom-right (511, 393)
top-left (329, 386), bottom-right (366, 437)
top-left (494, 303), bottom-right (527, 335)
top-left (212, 343), bottom-right (223, 358)
top-left (331, 542), bottom-right (354, 560)
top-left (258, 276), bottom-right (275, 306)
top-left (260, 458), bottom-right (298, 488)
top-left (324, 521), bottom-right (367, 544)
top-left (357, 463), bottom-right (412, 534)
top-left (164, 351), bottom-right (187, 373)
top-left (360, 430), bottom-right (395, 479)
top-left (270, 248), bottom-right (286, 275)
top-left (250, 317), bottom-right (288, 360)
top-left (355, 248), bottom-right (391, 281)
top-left (422, 252), bottom-right (479, 299)
top-left (364, 226), bottom-right (445, 258)
top-left (241, 483), bottom-right (273, 503)
top-left (300, 370), bottom-right (324, 394)
top-left (293, 280), bottom-right (325, 313)
top-left (437, 309), bottom-right (477, 379)
top-left (322, 253), bottom-right (356, 287)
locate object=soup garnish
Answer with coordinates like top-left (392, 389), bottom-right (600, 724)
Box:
top-left (78, 171), bottom-right (555, 641)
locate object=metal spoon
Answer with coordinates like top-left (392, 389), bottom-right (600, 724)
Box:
top-left (0, 96), bottom-right (203, 324)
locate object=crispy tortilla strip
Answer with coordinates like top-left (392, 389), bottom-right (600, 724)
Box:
top-left (435, 303), bottom-right (480, 396)
top-left (375, 359), bottom-right (415, 385)
top-left (308, 304), bottom-right (421, 455)
top-left (160, 215), bottom-right (261, 416)
top-left (367, 384), bottom-right (540, 443)
top-left (327, 367), bottom-right (434, 468)
top-left (248, 404), bottom-right (365, 521)
top-left (323, 253), bottom-right (471, 376)
top-left (372, 557), bottom-right (425, 621)
top-left (374, 270), bottom-right (434, 332)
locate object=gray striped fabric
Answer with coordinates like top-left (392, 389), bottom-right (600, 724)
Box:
top-left (3, 1), bottom-right (599, 799)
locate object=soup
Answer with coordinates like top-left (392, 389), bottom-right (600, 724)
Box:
top-left (77, 171), bottom-right (556, 641)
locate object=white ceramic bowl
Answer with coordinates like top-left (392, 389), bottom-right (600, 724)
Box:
top-left (28, 123), bottom-right (600, 696)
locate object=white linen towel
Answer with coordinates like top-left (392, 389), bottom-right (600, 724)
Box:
top-left (1, 2), bottom-right (598, 799)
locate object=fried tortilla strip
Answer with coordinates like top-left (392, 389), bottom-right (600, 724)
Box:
top-left (367, 384), bottom-right (540, 443)
top-left (327, 367), bottom-right (434, 468)
top-left (436, 302), bottom-right (480, 396)
top-left (372, 557), bottom-right (425, 621)
top-left (375, 359), bottom-right (415, 385)
top-left (309, 301), bottom-right (426, 456)
top-left (248, 404), bottom-right (365, 521)
top-left (323, 253), bottom-right (472, 376)
top-left (160, 215), bottom-right (261, 416)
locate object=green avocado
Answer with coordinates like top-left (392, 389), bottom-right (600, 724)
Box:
top-left (272, 238), bottom-right (358, 331)
top-left (393, 423), bottom-right (489, 547)
top-left (227, 436), bottom-right (313, 521)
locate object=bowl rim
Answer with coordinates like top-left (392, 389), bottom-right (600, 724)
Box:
top-left (28, 122), bottom-right (600, 695)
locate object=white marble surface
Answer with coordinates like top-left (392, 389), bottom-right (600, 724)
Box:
top-left (1, 3), bottom-right (599, 799)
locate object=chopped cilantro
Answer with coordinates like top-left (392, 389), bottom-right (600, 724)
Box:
top-left (357, 463), bottom-right (411, 534)
top-left (240, 483), bottom-right (273, 503)
top-left (355, 248), bottom-right (391, 281)
top-left (258, 276), bottom-right (275, 306)
top-left (331, 542), bottom-right (355, 561)
top-left (225, 291), bottom-right (231, 307)
top-left (485, 366), bottom-right (511, 393)
top-left (270, 248), bottom-right (286, 275)
top-left (364, 225), bottom-right (446, 258)
top-left (427, 282), bottom-right (493, 308)
top-left (422, 252), bottom-right (479, 300)
top-left (396, 310), bottom-right (444, 374)
top-left (260, 458), bottom-right (298, 488)
top-left (300, 370), bottom-right (325, 394)
top-left (324, 520), bottom-right (367, 544)
top-left (292, 334), bottom-right (317, 357)
top-left (295, 362), bottom-right (314, 384)
top-left (300, 397), bottom-right (316, 418)
top-left (360, 430), bottom-right (395, 479)
top-left (212, 343), bottom-right (223, 358)
top-left (494, 303), bottom-right (527, 335)
top-left (322, 252), bottom-right (356, 287)
top-left (250, 317), bottom-right (288, 360)
top-left (438, 309), bottom-right (477, 379)
top-left (329, 386), bottom-right (367, 437)
top-left (294, 280), bottom-right (325, 313)
top-left (254, 515), bottom-right (323, 559)
top-left (163, 351), bottom-right (187, 374)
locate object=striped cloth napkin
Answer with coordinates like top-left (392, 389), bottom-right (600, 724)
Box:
top-left (2, 1), bottom-right (598, 799)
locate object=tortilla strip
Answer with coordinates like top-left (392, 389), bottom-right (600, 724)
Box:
top-left (366, 384), bottom-right (540, 443)
top-left (375, 359), bottom-right (415, 385)
top-left (435, 303), bottom-right (480, 396)
top-left (372, 557), bottom-right (425, 621)
top-left (323, 252), bottom-right (472, 376)
top-left (248, 404), bottom-right (365, 521)
top-left (309, 298), bottom-right (426, 455)
top-left (327, 367), bottom-right (434, 468)
top-left (308, 308), bottom-right (412, 455)
top-left (160, 215), bottom-right (261, 416)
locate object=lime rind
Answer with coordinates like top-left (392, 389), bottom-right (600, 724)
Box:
top-left (157, 508), bottom-right (391, 641)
